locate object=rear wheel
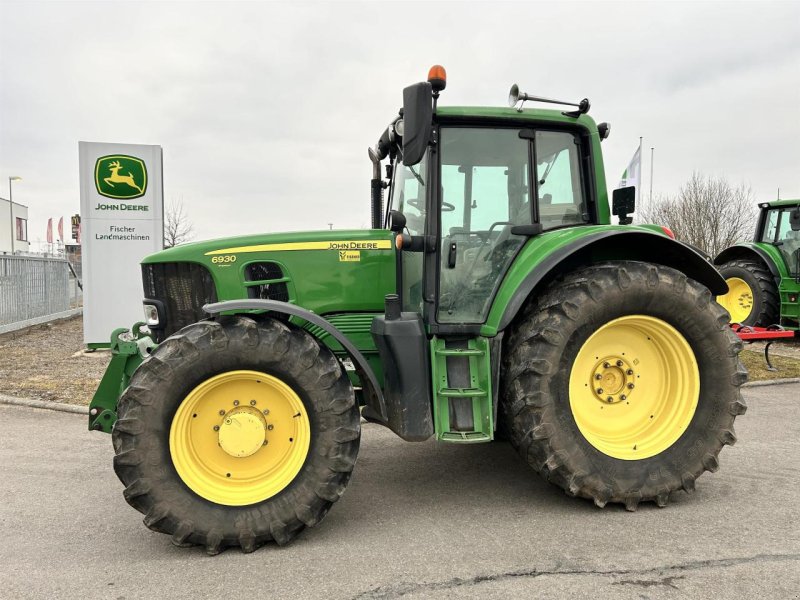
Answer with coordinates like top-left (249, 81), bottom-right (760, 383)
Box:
top-left (500, 262), bottom-right (747, 510)
top-left (716, 258), bottom-right (779, 326)
top-left (112, 316), bottom-right (360, 554)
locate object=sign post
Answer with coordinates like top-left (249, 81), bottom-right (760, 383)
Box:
top-left (79, 142), bottom-right (164, 347)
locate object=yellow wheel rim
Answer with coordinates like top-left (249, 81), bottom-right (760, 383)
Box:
top-left (568, 315), bottom-right (699, 460)
top-left (716, 277), bottom-right (754, 323)
top-left (169, 370), bottom-right (310, 506)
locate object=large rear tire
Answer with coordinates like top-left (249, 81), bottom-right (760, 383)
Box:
top-left (500, 262), bottom-right (747, 510)
top-left (716, 258), bottom-right (779, 326)
top-left (112, 315), bottom-right (360, 554)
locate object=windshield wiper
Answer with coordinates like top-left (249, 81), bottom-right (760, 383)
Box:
top-left (538, 150), bottom-right (561, 185)
top-left (408, 164), bottom-right (425, 187)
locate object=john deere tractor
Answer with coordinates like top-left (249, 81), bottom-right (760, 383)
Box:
top-left (90, 67), bottom-right (747, 554)
top-left (715, 199), bottom-right (800, 329)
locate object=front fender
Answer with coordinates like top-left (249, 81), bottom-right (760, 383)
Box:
top-left (203, 299), bottom-right (387, 422)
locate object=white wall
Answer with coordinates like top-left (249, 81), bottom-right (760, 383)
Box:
top-left (0, 197), bottom-right (30, 254)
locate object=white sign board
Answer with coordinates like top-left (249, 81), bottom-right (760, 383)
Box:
top-left (79, 142), bottom-right (164, 346)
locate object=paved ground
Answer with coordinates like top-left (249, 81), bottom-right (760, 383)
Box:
top-left (1, 384), bottom-right (798, 600)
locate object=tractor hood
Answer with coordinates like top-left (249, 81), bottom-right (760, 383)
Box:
top-left (141, 229), bottom-right (397, 318)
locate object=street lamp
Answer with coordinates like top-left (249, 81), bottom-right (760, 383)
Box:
top-left (8, 176), bottom-right (22, 255)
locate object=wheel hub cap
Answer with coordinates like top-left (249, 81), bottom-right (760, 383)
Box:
top-left (218, 407), bottom-right (267, 458)
top-left (591, 357), bottom-right (635, 404)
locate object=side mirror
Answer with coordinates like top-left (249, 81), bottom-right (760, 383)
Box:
top-left (388, 210), bottom-right (406, 232)
top-left (790, 208), bottom-right (800, 232)
top-left (402, 82), bottom-right (433, 166)
top-left (612, 186), bottom-right (636, 225)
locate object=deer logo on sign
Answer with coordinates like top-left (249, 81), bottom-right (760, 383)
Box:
top-left (94, 154), bottom-right (148, 200)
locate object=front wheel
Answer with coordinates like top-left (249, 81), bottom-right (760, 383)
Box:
top-left (112, 316), bottom-right (360, 554)
top-left (500, 262), bottom-right (747, 510)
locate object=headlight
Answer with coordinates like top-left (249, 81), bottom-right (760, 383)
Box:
top-left (143, 303), bottom-right (159, 327)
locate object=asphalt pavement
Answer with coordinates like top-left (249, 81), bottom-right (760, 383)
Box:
top-left (1, 384), bottom-right (799, 599)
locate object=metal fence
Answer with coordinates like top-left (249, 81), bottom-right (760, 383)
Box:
top-left (0, 256), bottom-right (82, 331)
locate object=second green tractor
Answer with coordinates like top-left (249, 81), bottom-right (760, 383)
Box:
top-left (715, 199), bottom-right (800, 330)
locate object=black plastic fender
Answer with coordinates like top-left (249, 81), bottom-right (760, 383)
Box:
top-left (203, 300), bottom-right (387, 422)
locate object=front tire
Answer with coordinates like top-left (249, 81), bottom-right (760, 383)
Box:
top-left (500, 262), bottom-right (747, 510)
top-left (112, 316), bottom-right (360, 554)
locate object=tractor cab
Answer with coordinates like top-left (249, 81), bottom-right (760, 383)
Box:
top-left (757, 201), bottom-right (800, 278)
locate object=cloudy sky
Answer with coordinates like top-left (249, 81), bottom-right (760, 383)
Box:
top-left (1, 0), bottom-right (798, 248)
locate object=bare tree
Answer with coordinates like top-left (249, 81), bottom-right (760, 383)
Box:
top-left (164, 200), bottom-right (194, 248)
top-left (638, 172), bottom-right (758, 257)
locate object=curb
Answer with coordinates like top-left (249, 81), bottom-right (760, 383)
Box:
top-left (0, 393), bottom-right (88, 415)
top-left (742, 377), bottom-right (800, 388)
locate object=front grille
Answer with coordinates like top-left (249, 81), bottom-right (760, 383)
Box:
top-left (245, 262), bottom-right (283, 281)
top-left (142, 262), bottom-right (217, 342)
top-left (245, 261), bottom-right (289, 302)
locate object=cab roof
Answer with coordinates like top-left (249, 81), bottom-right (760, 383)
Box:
top-left (435, 106), bottom-right (598, 132)
top-left (761, 199), bottom-right (800, 209)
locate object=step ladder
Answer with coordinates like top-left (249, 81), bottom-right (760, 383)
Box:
top-left (430, 337), bottom-right (494, 443)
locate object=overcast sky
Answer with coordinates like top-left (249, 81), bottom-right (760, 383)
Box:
top-left (1, 0), bottom-right (798, 248)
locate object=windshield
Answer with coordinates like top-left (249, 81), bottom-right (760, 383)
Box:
top-left (392, 153), bottom-right (427, 235)
top-left (762, 206), bottom-right (800, 275)
top-left (391, 152), bottom-right (428, 312)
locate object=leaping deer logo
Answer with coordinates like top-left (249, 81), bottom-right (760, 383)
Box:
top-left (104, 160), bottom-right (144, 193)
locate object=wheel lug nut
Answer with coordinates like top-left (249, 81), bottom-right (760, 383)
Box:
top-left (263, 409), bottom-right (270, 415)
top-left (250, 400), bottom-right (257, 406)
top-left (620, 394), bottom-right (627, 401)
top-left (616, 360), bottom-right (623, 367)
top-left (628, 383), bottom-right (635, 389)
top-left (596, 388), bottom-right (604, 394)
top-left (267, 424), bottom-right (274, 431)
top-left (606, 397), bottom-right (613, 403)
top-left (626, 369), bottom-right (634, 375)
top-left (219, 410), bottom-right (225, 416)
top-left (595, 374), bottom-right (602, 380)
top-left (233, 400), bottom-right (239, 406)
top-left (603, 362), bottom-right (610, 368)
top-left (263, 440), bottom-right (268, 446)
top-left (213, 425), bottom-right (220, 431)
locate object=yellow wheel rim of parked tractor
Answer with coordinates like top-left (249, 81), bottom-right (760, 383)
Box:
top-left (716, 277), bottom-right (754, 323)
top-left (568, 315), bottom-right (700, 460)
top-left (170, 370), bottom-right (310, 506)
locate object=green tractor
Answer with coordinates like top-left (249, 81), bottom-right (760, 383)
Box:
top-left (715, 199), bottom-right (800, 329)
top-left (90, 67), bottom-right (747, 554)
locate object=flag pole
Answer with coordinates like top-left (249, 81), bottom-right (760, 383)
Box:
top-left (649, 147), bottom-right (655, 205)
top-left (638, 136), bottom-right (643, 211)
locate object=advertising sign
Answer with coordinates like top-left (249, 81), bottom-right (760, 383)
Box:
top-left (79, 142), bottom-right (164, 346)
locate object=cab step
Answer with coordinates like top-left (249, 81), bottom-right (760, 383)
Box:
top-left (431, 337), bottom-right (493, 443)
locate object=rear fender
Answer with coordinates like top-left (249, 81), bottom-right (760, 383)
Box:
top-left (714, 243), bottom-right (783, 282)
top-left (494, 230), bottom-right (727, 333)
